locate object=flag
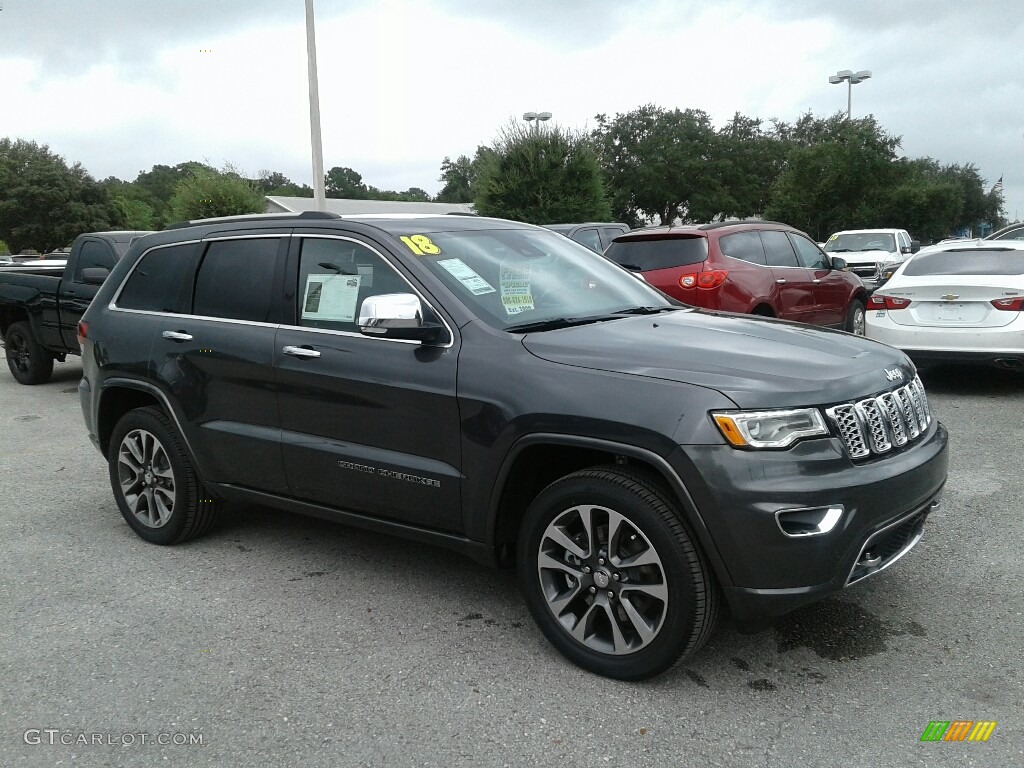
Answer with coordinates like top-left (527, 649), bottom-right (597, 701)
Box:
top-left (991, 175), bottom-right (1004, 195)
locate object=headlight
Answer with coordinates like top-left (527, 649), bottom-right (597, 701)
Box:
top-left (711, 408), bottom-right (828, 449)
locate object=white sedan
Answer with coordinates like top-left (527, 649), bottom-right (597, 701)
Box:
top-left (866, 240), bottom-right (1024, 370)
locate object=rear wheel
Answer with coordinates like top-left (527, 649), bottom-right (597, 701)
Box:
top-left (108, 406), bottom-right (219, 544)
top-left (4, 321), bottom-right (54, 384)
top-left (517, 467), bottom-right (718, 680)
top-left (846, 299), bottom-right (866, 335)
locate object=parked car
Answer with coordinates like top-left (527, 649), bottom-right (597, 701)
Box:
top-left (0, 230), bottom-right (151, 384)
top-left (542, 222), bottom-right (630, 253)
top-left (986, 222), bottom-right (1024, 241)
top-left (79, 211), bottom-right (947, 680)
top-left (822, 228), bottom-right (919, 284)
top-left (604, 221), bottom-right (869, 334)
top-left (865, 240), bottom-right (1024, 370)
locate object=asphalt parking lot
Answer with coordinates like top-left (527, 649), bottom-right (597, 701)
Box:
top-left (2, 358), bottom-right (1022, 767)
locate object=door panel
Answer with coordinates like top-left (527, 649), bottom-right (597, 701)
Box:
top-left (789, 232), bottom-right (847, 326)
top-left (275, 235), bottom-right (462, 532)
top-left (759, 230), bottom-right (817, 323)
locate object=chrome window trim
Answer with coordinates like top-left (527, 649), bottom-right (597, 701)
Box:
top-left (287, 233), bottom-right (455, 349)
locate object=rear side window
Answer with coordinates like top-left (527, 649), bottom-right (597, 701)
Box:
top-left (760, 231), bottom-right (799, 268)
top-left (573, 229), bottom-right (603, 253)
top-left (605, 237), bottom-right (708, 272)
top-left (719, 231), bottom-right (767, 265)
top-left (116, 244), bottom-right (197, 313)
top-left (75, 240), bottom-right (117, 281)
top-left (193, 239), bottom-right (281, 322)
top-left (903, 250), bottom-right (1024, 277)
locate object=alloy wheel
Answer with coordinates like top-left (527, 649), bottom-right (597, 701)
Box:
top-left (117, 428), bottom-right (176, 528)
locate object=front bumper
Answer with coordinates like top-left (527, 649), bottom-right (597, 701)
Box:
top-left (671, 420), bottom-right (949, 623)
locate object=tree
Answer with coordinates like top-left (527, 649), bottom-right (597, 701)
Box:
top-left (436, 148), bottom-right (494, 203)
top-left (474, 121), bottom-right (611, 223)
top-left (716, 113), bottom-right (787, 219)
top-left (166, 165), bottom-right (266, 223)
top-left (112, 195), bottom-right (157, 230)
top-left (764, 114), bottom-right (902, 240)
top-left (325, 166), bottom-right (369, 199)
top-left (593, 105), bottom-right (733, 226)
top-left (0, 138), bottom-right (119, 253)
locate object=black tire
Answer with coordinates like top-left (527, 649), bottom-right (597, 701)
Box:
top-left (845, 299), bottom-right (866, 336)
top-left (517, 466), bottom-right (719, 680)
top-left (4, 321), bottom-right (54, 384)
top-left (108, 406), bottom-right (219, 545)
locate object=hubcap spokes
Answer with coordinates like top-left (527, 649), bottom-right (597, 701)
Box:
top-left (117, 429), bottom-right (175, 528)
top-left (9, 334), bottom-right (30, 372)
top-left (538, 504), bottom-right (668, 655)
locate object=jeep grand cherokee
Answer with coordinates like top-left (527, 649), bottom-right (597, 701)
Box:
top-left (78, 212), bottom-right (948, 680)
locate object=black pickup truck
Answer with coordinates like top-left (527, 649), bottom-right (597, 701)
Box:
top-left (0, 231), bottom-right (150, 383)
top-left (79, 213), bottom-right (948, 679)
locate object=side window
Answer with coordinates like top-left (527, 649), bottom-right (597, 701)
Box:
top-left (192, 238), bottom-right (281, 322)
top-left (573, 229), bottom-right (603, 253)
top-left (789, 233), bottom-right (829, 269)
top-left (116, 244), bottom-right (196, 313)
top-left (599, 227), bottom-right (628, 249)
top-left (719, 231), bottom-right (767, 264)
top-left (760, 230), bottom-right (800, 268)
top-left (74, 240), bottom-right (117, 281)
top-left (295, 238), bottom-right (412, 334)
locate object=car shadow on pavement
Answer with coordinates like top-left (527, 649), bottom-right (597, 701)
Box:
top-left (918, 364), bottom-right (1024, 395)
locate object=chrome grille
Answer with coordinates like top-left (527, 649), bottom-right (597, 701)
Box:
top-left (825, 376), bottom-right (931, 460)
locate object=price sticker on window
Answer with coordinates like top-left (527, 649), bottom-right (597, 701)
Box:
top-left (400, 235), bottom-right (441, 256)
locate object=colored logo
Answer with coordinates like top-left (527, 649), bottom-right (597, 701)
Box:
top-left (920, 721), bottom-right (997, 742)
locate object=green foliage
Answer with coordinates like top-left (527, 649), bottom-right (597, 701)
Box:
top-left (112, 195), bottom-right (157, 230)
top-left (166, 165), bottom-right (266, 223)
top-left (764, 116), bottom-right (901, 240)
top-left (436, 148), bottom-right (493, 203)
top-left (326, 166), bottom-right (369, 199)
top-left (0, 239), bottom-right (9, 255)
top-left (594, 105), bottom-right (737, 226)
top-left (0, 138), bottom-right (119, 253)
top-left (474, 121), bottom-right (611, 223)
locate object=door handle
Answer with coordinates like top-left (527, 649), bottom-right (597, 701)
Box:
top-left (283, 345), bottom-right (321, 359)
top-left (775, 279), bottom-right (787, 285)
top-left (813, 279), bottom-right (822, 284)
top-left (161, 330), bottom-right (193, 341)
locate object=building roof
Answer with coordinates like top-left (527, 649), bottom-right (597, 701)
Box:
top-left (266, 196), bottom-right (474, 216)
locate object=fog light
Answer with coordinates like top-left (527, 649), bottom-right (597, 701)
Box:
top-left (775, 505), bottom-right (844, 537)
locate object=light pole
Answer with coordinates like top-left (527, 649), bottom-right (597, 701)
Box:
top-left (522, 111), bottom-right (553, 132)
top-left (828, 70), bottom-right (872, 119)
top-left (305, 0), bottom-right (327, 212)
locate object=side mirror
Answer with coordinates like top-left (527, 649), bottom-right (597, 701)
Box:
top-left (81, 267), bottom-right (110, 285)
top-left (358, 293), bottom-right (445, 343)
top-left (830, 256), bottom-right (848, 271)
top-left (910, 240), bottom-right (921, 253)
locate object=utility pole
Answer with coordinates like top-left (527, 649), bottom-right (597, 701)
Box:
top-left (305, 0), bottom-right (327, 212)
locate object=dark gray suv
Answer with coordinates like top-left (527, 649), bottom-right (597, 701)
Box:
top-left (79, 212), bottom-right (948, 679)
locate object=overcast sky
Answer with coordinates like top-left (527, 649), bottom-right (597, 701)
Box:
top-left (2, 0), bottom-right (1021, 224)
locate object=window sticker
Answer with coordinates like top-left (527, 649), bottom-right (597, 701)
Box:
top-left (401, 235), bottom-right (442, 256)
top-left (828, 234), bottom-right (838, 241)
top-left (437, 258), bottom-right (496, 295)
top-left (357, 264), bottom-right (374, 288)
top-left (500, 264), bottom-right (534, 315)
top-left (301, 274), bottom-right (361, 321)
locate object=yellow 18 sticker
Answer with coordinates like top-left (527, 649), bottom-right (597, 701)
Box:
top-left (400, 235), bottom-right (441, 255)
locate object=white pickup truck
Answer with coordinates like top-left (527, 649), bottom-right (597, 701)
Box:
top-left (822, 228), bottom-right (919, 284)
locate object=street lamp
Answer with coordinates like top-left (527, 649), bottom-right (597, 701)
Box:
top-left (828, 70), bottom-right (872, 119)
top-left (522, 111), bottom-right (553, 131)
top-left (305, 0), bottom-right (327, 212)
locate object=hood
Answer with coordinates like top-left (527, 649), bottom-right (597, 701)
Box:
top-left (522, 310), bottom-right (914, 408)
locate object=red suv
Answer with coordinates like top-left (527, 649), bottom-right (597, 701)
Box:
top-left (605, 221), bottom-right (869, 334)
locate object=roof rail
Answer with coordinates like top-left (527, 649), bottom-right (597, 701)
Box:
top-left (697, 219), bottom-right (789, 231)
top-left (165, 211), bottom-right (341, 230)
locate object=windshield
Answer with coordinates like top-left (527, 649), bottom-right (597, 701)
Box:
top-left (404, 228), bottom-right (675, 331)
top-left (823, 233), bottom-right (897, 253)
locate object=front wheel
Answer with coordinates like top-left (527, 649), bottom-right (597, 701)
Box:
top-left (108, 406), bottom-right (220, 544)
top-left (4, 321), bottom-right (54, 384)
top-left (517, 467), bottom-right (718, 680)
top-left (846, 299), bottom-right (866, 336)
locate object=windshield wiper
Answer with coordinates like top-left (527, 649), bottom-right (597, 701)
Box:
top-left (615, 263), bottom-right (644, 272)
top-left (612, 305), bottom-right (681, 315)
top-left (829, 248), bottom-right (853, 253)
top-left (505, 316), bottom-right (617, 333)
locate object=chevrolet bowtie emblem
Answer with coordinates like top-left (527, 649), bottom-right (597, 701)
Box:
top-left (940, 294), bottom-right (959, 301)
